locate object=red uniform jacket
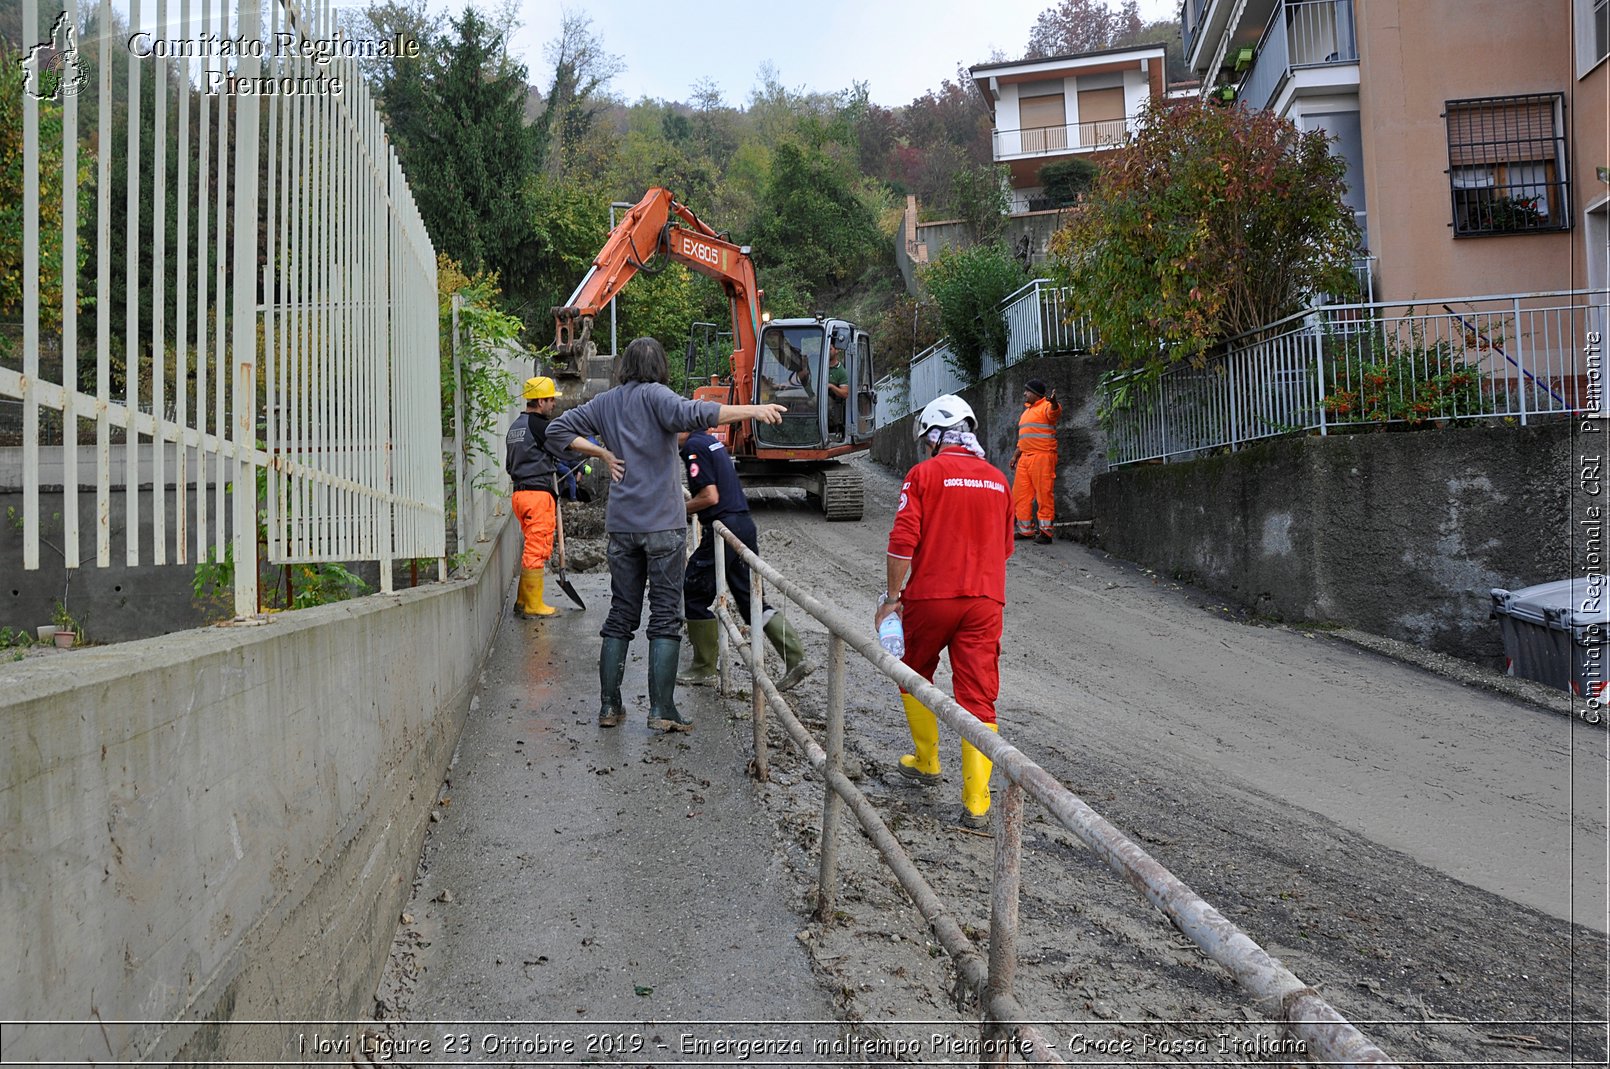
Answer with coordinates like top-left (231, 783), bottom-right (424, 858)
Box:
top-left (888, 446), bottom-right (1015, 604)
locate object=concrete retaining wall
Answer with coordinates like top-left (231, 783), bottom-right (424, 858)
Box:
top-left (871, 354), bottom-right (1110, 522)
top-left (0, 518), bottom-right (520, 1063)
top-left (1092, 422), bottom-right (1579, 664)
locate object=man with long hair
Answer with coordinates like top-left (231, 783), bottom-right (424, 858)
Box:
top-left (548, 338), bottom-right (785, 733)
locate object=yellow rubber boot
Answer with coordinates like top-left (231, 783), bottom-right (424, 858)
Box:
top-left (530, 568), bottom-right (557, 616)
top-left (897, 693), bottom-right (942, 786)
top-left (959, 722), bottom-right (999, 828)
top-left (516, 568), bottom-right (556, 618)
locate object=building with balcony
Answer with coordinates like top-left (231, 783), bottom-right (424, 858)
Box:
top-left (1184, 0), bottom-right (1608, 305)
top-left (970, 44), bottom-right (1168, 215)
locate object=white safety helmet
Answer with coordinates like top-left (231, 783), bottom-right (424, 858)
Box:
top-left (915, 394), bottom-right (976, 438)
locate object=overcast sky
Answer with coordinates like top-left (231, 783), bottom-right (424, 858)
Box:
top-left (485, 0), bottom-right (1180, 108)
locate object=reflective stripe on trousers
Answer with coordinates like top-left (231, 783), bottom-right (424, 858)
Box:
top-left (1013, 452), bottom-right (1056, 533)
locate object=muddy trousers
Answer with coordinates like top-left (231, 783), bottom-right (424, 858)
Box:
top-left (602, 529), bottom-right (686, 640)
top-left (1012, 452), bottom-right (1056, 537)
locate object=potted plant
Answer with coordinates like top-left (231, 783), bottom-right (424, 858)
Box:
top-left (51, 602), bottom-right (77, 648)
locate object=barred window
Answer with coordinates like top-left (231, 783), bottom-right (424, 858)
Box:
top-left (1597, 0), bottom-right (1609, 64)
top-left (1445, 94), bottom-right (1569, 237)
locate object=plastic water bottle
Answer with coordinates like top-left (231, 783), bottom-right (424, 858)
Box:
top-left (878, 613), bottom-right (905, 658)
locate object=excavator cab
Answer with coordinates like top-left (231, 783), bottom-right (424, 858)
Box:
top-left (753, 318), bottom-right (875, 450)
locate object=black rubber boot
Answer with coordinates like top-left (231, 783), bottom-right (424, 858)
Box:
top-left (646, 637), bottom-right (693, 733)
top-left (598, 637), bottom-right (629, 727)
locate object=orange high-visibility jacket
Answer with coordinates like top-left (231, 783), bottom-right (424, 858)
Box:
top-left (1016, 397), bottom-right (1061, 455)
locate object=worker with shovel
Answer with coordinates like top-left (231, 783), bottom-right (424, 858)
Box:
top-left (505, 376), bottom-right (572, 618)
top-left (677, 427), bottom-right (813, 692)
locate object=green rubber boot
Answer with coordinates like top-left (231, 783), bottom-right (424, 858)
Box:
top-left (646, 637), bottom-right (693, 733)
top-left (598, 637), bottom-right (629, 728)
top-left (764, 614), bottom-right (815, 692)
top-left (678, 618), bottom-right (721, 686)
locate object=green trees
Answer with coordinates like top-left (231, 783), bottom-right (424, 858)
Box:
top-left (919, 243), bottom-right (1029, 381)
top-left (390, 9), bottom-right (535, 293)
top-left (1050, 100), bottom-right (1359, 370)
top-left (0, 49), bottom-right (93, 339)
top-left (749, 137), bottom-right (884, 308)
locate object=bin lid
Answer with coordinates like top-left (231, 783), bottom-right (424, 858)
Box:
top-left (1491, 576), bottom-right (1610, 630)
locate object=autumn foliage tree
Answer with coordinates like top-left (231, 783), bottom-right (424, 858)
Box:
top-left (1049, 100), bottom-right (1359, 370)
top-left (1025, 0), bottom-right (1142, 58)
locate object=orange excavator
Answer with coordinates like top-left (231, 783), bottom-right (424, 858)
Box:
top-left (552, 187), bottom-right (876, 520)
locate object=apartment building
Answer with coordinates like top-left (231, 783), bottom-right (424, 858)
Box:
top-left (1184, 0), bottom-right (1608, 303)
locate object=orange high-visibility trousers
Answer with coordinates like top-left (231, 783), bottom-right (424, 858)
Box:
top-left (512, 490), bottom-right (557, 569)
top-left (1012, 452), bottom-right (1056, 536)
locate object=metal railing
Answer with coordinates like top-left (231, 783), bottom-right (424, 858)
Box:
top-left (992, 117), bottom-right (1138, 158)
top-left (1104, 289), bottom-right (1608, 466)
top-left (1241, 0), bottom-right (1359, 111)
top-left (878, 281), bottom-right (1096, 426)
top-left (3, 0), bottom-right (446, 609)
top-left (704, 519), bottom-right (1400, 1066)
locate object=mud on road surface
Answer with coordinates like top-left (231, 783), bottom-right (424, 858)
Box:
top-left (380, 455), bottom-right (1605, 1066)
top-left (713, 458), bottom-right (1605, 1065)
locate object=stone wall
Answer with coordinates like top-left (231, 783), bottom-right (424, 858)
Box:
top-left (871, 354), bottom-right (1110, 523)
top-left (1092, 422), bottom-right (1580, 664)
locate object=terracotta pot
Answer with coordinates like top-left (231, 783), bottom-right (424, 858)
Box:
top-left (53, 631), bottom-right (76, 649)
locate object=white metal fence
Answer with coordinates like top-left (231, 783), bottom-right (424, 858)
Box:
top-left (875, 280), bottom-right (1095, 427)
top-left (1104, 290), bottom-right (1607, 466)
top-left (3, 0), bottom-right (446, 613)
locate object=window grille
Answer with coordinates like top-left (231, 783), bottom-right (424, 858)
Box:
top-left (1444, 93), bottom-right (1569, 236)
top-left (1596, 0), bottom-right (1610, 64)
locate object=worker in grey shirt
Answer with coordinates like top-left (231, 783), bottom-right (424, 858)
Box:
top-left (548, 336), bottom-right (785, 733)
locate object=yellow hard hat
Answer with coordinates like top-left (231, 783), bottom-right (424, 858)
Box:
top-left (523, 376), bottom-right (560, 400)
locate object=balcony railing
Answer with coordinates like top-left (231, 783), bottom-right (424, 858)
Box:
top-left (1240, 0), bottom-right (1357, 112)
top-left (1183, 0), bottom-right (1209, 63)
top-left (992, 116), bottom-right (1137, 158)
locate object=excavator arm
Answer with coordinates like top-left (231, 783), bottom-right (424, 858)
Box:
top-left (552, 188), bottom-right (763, 440)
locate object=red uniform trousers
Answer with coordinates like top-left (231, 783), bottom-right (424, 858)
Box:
top-left (512, 490), bottom-right (556, 570)
top-left (898, 595), bottom-right (1003, 725)
top-left (1012, 452), bottom-right (1056, 536)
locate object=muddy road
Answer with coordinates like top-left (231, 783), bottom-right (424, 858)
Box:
top-left (723, 456), bottom-right (1605, 1065)
top-left (379, 454), bottom-right (1605, 1066)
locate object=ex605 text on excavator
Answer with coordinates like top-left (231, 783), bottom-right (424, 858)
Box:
top-left (550, 187), bottom-right (877, 520)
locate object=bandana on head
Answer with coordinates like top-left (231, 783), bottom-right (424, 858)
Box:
top-left (926, 426), bottom-right (987, 459)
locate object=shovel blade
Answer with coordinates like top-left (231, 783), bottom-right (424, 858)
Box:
top-left (557, 571), bottom-right (586, 610)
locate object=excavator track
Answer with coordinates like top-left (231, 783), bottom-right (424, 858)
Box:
top-left (820, 466), bottom-right (863, 521)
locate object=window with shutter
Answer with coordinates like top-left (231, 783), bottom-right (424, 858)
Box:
top-left (1019, 93), bottom-right (1067, 153)
top-left (1444, 94), bottom-right (1569, 236)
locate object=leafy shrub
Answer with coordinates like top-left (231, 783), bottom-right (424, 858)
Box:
top-left (1321, 322), bottom-right (1490, 425)
top-left (1049, 99), bottom-right (1359, 372)
top-left (920, 243), bottom-right (1029, 383)
top-left (1037, 158), bottom-right (1100, 207)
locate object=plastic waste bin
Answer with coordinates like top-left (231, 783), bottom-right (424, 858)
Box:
top-left (1490, 576), bottom-right (1608, 701)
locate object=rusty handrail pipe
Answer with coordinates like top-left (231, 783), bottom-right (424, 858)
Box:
top-left (710, 520), bottom-right (1400, 1067)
